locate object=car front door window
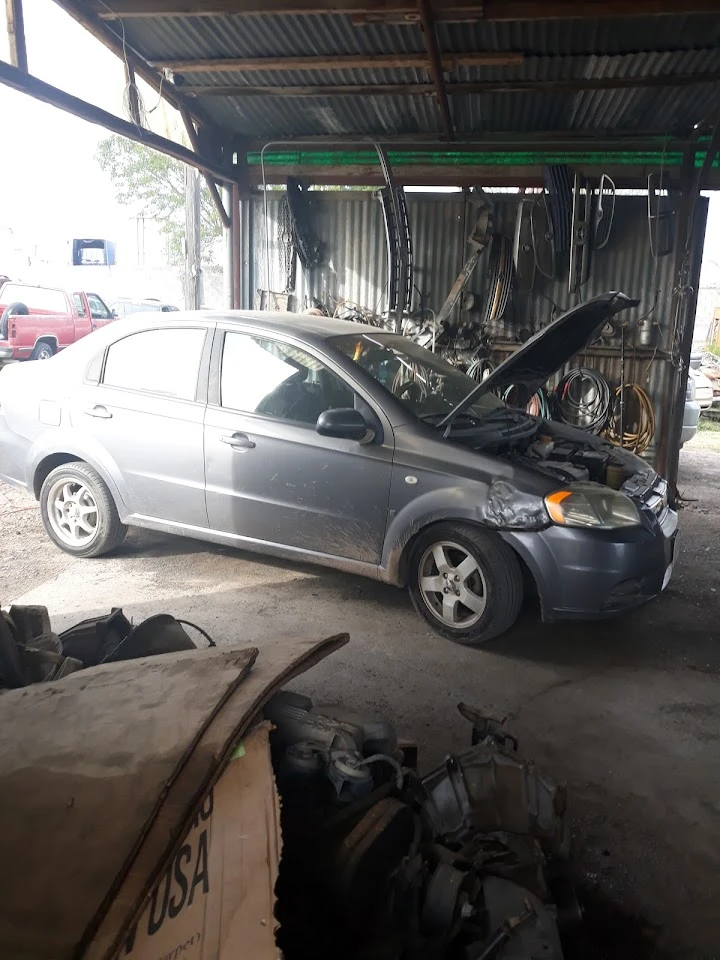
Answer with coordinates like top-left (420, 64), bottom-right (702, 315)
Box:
top-left (220, 332), bottom-right (355, 424)
top-left (87, 294), bottom-right (111, 320)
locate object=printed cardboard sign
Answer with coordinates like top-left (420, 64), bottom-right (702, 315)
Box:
top-left (117, 723), bottom-right (280, 960)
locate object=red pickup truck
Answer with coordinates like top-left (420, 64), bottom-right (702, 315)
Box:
top-left (0, 282), bottom-right (115, 361)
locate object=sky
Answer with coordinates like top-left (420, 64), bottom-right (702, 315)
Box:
top-left (0, 0), bottom-right (719, 320)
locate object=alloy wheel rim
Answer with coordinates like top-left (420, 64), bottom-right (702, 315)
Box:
top-left (418, 540), bottom-right (487, 628)
top-left (47, 478), bottom-right (99, 547)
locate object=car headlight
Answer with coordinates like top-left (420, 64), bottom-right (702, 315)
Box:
top-left (545, 483), bottom-right (641, 529)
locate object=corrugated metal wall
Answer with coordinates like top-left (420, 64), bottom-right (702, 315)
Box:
top-left (243, 191), bottom-right (708, 471)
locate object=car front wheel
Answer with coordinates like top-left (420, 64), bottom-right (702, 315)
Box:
top-left (408, 523), bottom-right (524, 645)
top-left (40, 462), bottom-right (127, 557)
top-left (30, 341), bottom-right (54, 360)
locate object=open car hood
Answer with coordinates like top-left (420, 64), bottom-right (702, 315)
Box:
top-left (469, 291), bottom-right (638, 405)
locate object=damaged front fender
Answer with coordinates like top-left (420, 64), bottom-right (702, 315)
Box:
top-left (380, 482), bottom-right (550, 586)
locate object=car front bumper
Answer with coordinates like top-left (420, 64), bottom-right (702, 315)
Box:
top-left (501, 507), bottom-right (678, 621)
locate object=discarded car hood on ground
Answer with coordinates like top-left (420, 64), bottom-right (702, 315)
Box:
top-left (0, 631), bottom-right (348, 960)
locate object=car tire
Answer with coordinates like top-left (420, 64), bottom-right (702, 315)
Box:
top-left (30, 341), bottom-right (54, 361)
top-left (40, 461), bottom-right (127, 558)
top-left (408, 523), bottom-right (523, 645)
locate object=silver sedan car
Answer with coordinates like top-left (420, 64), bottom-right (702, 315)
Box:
top-left (0, 298), bottom-right (677, 645)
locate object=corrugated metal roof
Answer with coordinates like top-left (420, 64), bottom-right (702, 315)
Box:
top-left (94, 9), bottom-right (720, 141)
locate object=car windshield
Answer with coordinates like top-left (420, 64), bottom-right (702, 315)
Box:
top-left (331, 332), bottom-right (503, 423)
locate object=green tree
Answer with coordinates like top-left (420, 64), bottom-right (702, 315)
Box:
top-left (95, 135), bottom-right (222, 266)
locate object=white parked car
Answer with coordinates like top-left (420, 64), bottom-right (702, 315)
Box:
top-left (693, 370), bottom-right (714, 410)
top-left (682, 372), bottom-right (701, 446)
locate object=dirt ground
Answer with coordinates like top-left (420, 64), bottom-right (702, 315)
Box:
top-left (2, 434), bottom-right (720, 959)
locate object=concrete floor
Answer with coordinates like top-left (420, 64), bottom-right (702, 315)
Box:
top-left (2, 434), bottom-right (720, 958)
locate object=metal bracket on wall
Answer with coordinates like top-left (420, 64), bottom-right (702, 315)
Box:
top-left (568, 172), bottom-right (593, 294)
top-left (647, 172), bottom-right (675, 258)
top-left (512, 199), bottom-right (536, 292)
top-left (434, 198), bottom-right (493, 333)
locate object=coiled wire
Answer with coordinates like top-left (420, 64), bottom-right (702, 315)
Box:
top-left (555, 368), bottom-right (611, 434)
top-left (606, 383), bottom-right (655, 454)
top-left (499, 385), bottom-right (550, 418)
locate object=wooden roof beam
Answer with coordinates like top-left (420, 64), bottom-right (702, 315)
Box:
top-left (93, 0), bottom-right (720, 21)
top-left (416, 0), bottom-right (453, 139)
top-left (184, 71), bottom-right (720, 96)
top-left (150, 52), bottom-right (525, 72)
top-left (0, 59), bottom-right (236, 183)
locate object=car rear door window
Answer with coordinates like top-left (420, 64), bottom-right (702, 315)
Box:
top-left (220, 332), bottom-right (355, 425)
top-left (103, 328), bottom-right (206, 400)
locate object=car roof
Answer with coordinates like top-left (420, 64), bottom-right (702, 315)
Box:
top-left (126, 309), bottom-right (381, 342)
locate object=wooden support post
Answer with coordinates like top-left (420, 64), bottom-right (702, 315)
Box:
top-left (184, 166), bottom-right (203, 309)
top-left (180, 107), bottom-right (231, 229)
top-left (231, 184), bottom-right (241, 309)
top-left (5, 0), bottom-right (27, 72)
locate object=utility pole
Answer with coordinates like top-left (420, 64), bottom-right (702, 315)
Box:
top-left (184, 165), bottom-right (202, 309)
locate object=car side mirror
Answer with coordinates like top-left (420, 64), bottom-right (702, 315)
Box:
top-left (111, 310), bottom-right (118, 319)
top-left (316, 407), bottom-right (370, 442)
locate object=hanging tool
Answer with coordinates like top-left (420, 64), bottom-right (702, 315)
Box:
top-left (568, 172), bottom-right (593, 294)
top-left (593, 173), bottom-right (616, 250)
top-left (376, 145), bottom-right (413, 332)
top-left (512, 199), bottom-right (536, 291)
top-left (647, 172), bottom-right (675, 258)
top-left (433, 195), bottom-right (493, 334)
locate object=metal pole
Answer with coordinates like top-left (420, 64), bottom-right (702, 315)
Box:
top-left (184, 166), bottom-right (202, 309)
top-left (231, 184), bottom-right (241, 309)
top-left (222, 185), bottom-right (233, 309)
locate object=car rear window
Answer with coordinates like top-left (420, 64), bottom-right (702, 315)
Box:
top-left (102, 327), bottom-right (206, 400)
top-left (1, 285), bottom-right (66, 313)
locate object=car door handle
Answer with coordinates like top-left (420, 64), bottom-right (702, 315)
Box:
top-left (220, 432), bottom-right (255, 450)
top-left (84, 405), bottom-right (113, 419)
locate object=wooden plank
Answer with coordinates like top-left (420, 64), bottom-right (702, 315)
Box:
top-left (150, 51), bottom-right (525, 72)
top-left (184, 71), bottom-right (720, 96)
top-left (93, 0), bottom-right (720, 20)
top-left (416, 0), bottom-right (454, 139)
top-left (0, 60), bottom-right (235, 183)
top-left (4, 0), bottom-right (27, 72)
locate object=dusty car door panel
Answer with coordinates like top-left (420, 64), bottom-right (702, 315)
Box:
top-left (67, 326), bottom-right (211, 527)
top-left (203, 328), bottom-right (393, 563)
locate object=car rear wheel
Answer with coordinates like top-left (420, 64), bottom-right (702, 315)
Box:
top-left (30, 341), bottom-right (55, 361)
top-left (408, 523), bottom-right (523, 645)
top-left (40, 462), bottom-right (127, 558)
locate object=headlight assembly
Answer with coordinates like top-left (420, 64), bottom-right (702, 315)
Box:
top-left (545, 483), bottom-right (641, 530)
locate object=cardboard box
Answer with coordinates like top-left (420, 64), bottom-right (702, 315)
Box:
top-left (117, 723), bottom-right (280, 960)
